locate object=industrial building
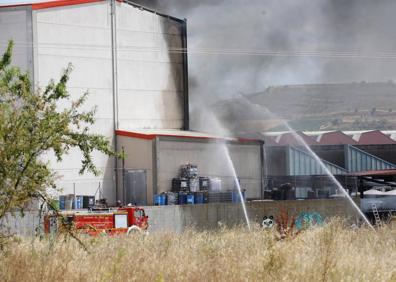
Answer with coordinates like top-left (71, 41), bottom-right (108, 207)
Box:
top-left (0, 0), bottom-right (266, 206)
top-left (263, 130), bottom-right (396, 201)
top-left (264, 130), bottom-right (396, 175)
top-left (116, 130), bottom-right (263, 205)
top-left (2, 0), bottom-right (396, 210)
top-left (0, 0), bottom-right (189, 202)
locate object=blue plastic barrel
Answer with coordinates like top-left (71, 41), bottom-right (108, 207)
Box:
top-left (59, 196), bottom-right (65, 210)
top-left (154, 194), bottom-right (161, 205)
top-left (186, 194), bottom-right (195, 204)
top-left (74, 196), bottom-right (83, 209)
top-left (160, 193), bottom-right (167, 205)
top-left (178, 192), bottom-right (187, 205)
top-left (194, 192), bottom-right (204, 204)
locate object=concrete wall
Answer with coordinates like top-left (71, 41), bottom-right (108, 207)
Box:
top-left (0, 6), bottom-right (33, 75)
top-left (29, 1), bottom-right (186, 202)
top-left (144, 198), bottom-right (362, 232)
top-left (1, 210), bottom-right (43, 237)
top-left (117, 135), bottom-right (154, 204)
top-left (1, 199), bottom-right (361, 236)
top-left (34, 2), bottom-right (116, 200)
top-left (157, 139), bottom-right (262, 198)
top-left (116, 3), bottom-right (185, 130)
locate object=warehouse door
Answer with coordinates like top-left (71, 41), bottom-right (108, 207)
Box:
top-left (125, 170), bottom-right (147, 206)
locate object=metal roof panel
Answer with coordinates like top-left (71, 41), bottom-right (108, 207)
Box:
top-left (317, 131), bottom-right (358, 145)
top-left (355, 130), bottom-right (396, 145)
top-left (116, 129), bottom-right (263, 144)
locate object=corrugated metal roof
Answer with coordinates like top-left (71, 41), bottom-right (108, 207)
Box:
top-left (116, 129), bottom-right (262, 143)
top-left (353, 130), bottom-right (396, 145)
top-left (265, 130), bottom-right (396, 145)
top-left (275, 132), bottom-right (319, 146)
top-left (317, 131), bottom-right (358, 145)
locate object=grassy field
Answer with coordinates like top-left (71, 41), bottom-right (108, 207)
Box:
top-left (1, 220), bottom-right (396, 282)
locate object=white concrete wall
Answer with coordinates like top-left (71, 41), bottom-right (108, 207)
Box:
top-left (0, 2), bottom-right (186, 203)
top-left (116, 3), bottom-right (185, 130)
top-left (0, 6), bottom-right (33, 74)
top-left (157, 140), bottom-right (262, 198)
top-left (34, 2), bottom-right (115, 201)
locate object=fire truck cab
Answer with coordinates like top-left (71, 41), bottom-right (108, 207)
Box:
top-left (44, 206), bottom-right (148, 236)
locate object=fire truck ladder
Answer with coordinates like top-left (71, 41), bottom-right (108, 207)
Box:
top-left (371, 203), bottom-right (382, 227)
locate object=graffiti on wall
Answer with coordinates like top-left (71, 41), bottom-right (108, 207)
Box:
top-left (295, 211), bottom-right (323, 229)
top-left (261, 211), bottom-right (323, 230)
top-left (261, 215), bottom-right (275, 229)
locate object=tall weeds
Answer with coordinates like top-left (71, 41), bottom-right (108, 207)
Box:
top-left (0, 220), bottom-right (395, 282)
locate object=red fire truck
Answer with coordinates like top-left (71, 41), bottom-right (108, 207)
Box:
top-left (44, 206), bottom-right (148, 236)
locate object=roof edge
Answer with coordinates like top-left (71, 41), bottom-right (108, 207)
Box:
top-left (0, 0), bottom-right (123, 10)
top-left (32, 0), bottom-right (106, 10)
top-left (123, 0), bottom-right (185, 23)
top-left (115, 130), bottom-right (263, 144)
top-left (116, 130), bottom-right (156, 140)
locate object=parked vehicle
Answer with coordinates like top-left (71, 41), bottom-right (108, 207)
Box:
top-left (44, 206), bottom-right (148, 236)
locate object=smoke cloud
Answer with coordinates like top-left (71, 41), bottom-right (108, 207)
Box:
top-left (134, 0), bottom-right (396, 131)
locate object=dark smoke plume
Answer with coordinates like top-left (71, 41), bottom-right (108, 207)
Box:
top-left (134, 0), bottom-right (396, 131)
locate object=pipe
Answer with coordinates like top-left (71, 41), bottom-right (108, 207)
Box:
top-left (110, 0), bottom-right (119, 201)
top-left (181, 19), bottom-right (189, 130)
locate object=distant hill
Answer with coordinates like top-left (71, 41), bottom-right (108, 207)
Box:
top-left (213, 82), bottom-right (396, 133)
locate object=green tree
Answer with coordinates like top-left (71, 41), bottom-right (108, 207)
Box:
top-left (0, 41), bottom-right (118, 220)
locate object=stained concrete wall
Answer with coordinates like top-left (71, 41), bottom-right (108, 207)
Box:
top-left (1, 199), bottom-right (361, 236)
top-left (117, 135), bottom-right (154, 204)
top-left (0, 6), bottom-right (33, 75)
top-left (116, 3), bottom-right (186, 130)
top-left (144, 198), bottom-right (361, 232)
top-left (34, 1), bottom-right (116, 201)
top-left (1, 210), bottom-right (43, 237)
top-left (157, 140), bottom-right (262, 199)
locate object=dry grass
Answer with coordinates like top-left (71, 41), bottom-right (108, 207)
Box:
top-left (1, 220), bottom-right (396, 282)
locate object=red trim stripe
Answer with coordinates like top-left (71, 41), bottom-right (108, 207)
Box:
top-left (115, 130), bottom-right (262, 143)
top-left (0, 0), bottom-right (124, 10)
top-left (116, 130), bottom-right (157, 140)
top-left (32, 0), bottom-right (103, 10)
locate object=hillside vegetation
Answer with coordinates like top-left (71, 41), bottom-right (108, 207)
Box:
top-left (214, 82), bottom-right (396, 132)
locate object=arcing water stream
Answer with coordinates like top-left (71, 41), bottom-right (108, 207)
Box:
top-left (207, 98), bottom-right (373, 231)
top-left (242, 98), bottom-right (374, 229)
top-left (204, 111), bottom-right (251, 229)
top-left (219, 143), bottom-right (251, 230)
top-left (283, 124), bottom-right (374, 229)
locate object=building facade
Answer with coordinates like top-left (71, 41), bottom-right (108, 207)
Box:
top-left (0, 0), bottom-right (188, 202)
